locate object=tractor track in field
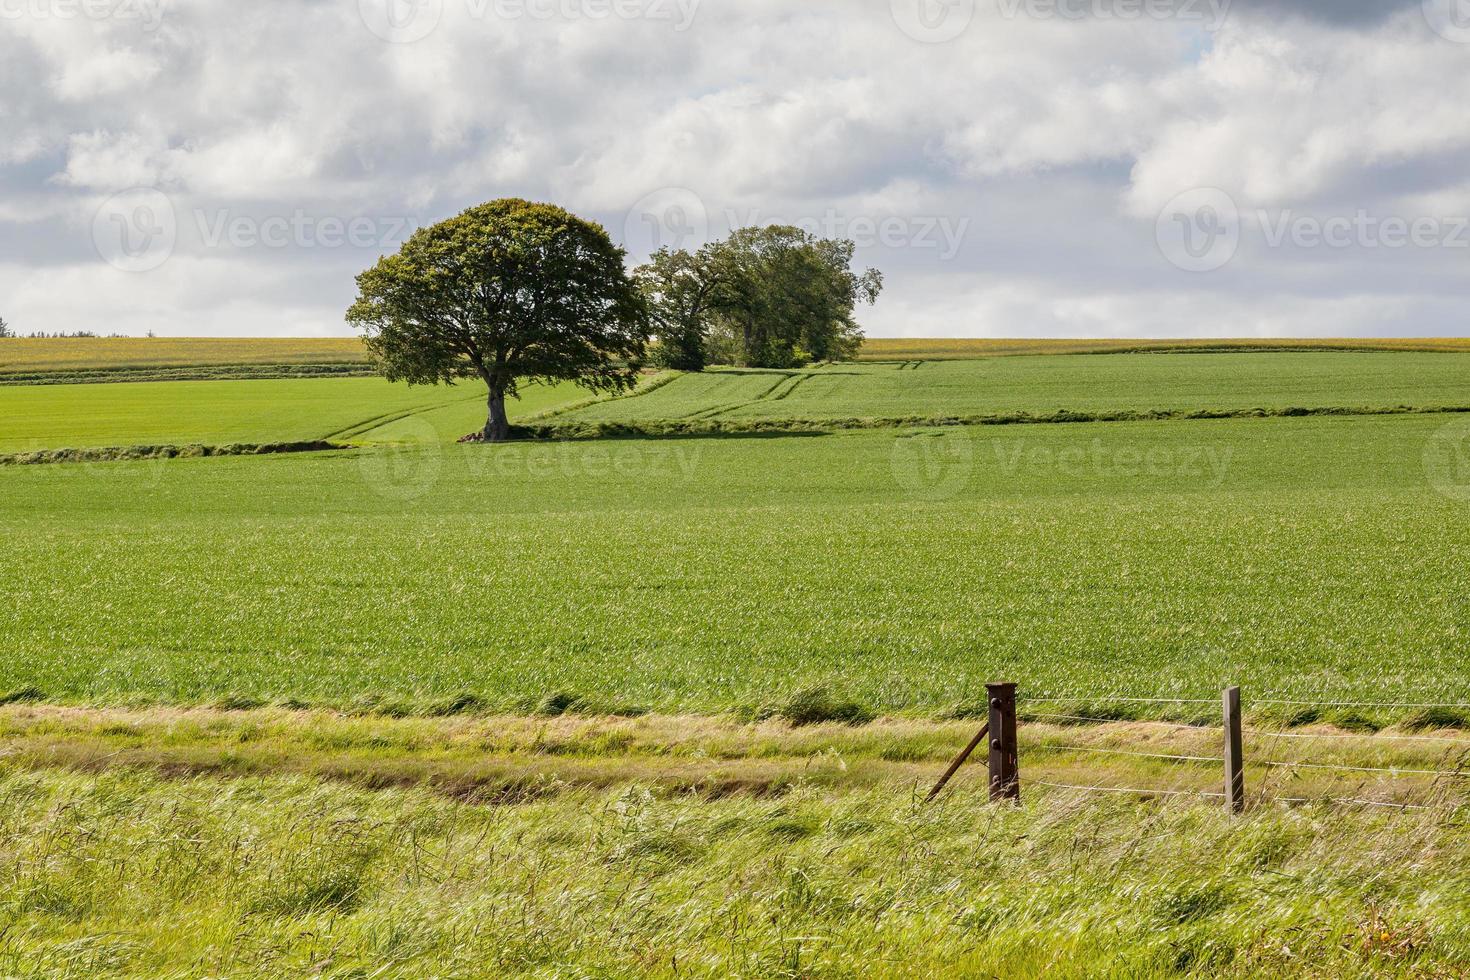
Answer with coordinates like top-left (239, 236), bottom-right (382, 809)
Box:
top-left (321, 391), bottom-right (485, 441)
top-left (682, 370), bottom-right (823, 420)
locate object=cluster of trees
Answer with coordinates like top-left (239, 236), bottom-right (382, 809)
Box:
top-left (636, 226), bottom-right (882, 371)
top-left (349, 198), bottom-right (881, 442)
top-left (0, 317), bottom-right (10, 338)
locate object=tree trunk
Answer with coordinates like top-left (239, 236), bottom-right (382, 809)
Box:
top-left (484, 386), bottom-right (511, 443)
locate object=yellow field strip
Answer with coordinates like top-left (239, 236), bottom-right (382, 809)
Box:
top-left (0, 337), bottom-right (368, 373)
top-left (8, 336), bottom-right (1470, 375)
top-left (858, 338), bottom-right (1470, 359)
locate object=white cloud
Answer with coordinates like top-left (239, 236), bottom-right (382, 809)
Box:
top-left (0, 0), bottom-right (1468, 337)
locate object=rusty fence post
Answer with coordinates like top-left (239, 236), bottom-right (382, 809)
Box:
top-left (1223, 686), bottom-right (1245, 814)
top-left (988, 682), bottom-right (1020, 803)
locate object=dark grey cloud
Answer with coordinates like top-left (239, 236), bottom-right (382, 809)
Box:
top-left (1228, 0), bottom-right (1421, 26)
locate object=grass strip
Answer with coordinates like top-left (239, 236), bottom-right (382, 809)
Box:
top-left (509, 402), bottom-right (1470, 440)
top-left (0, 440), bottom-right (347, 466)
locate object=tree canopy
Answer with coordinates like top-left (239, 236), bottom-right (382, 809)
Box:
top-left (637, 226), bottom-right (882, 371)
top-left (347, 199), bottom-right (647, 441)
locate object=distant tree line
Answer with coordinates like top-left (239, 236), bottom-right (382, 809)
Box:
top-left (2, 327), bottom-right (138, 338)
top-left (635, 226), bottom-right (882, 371)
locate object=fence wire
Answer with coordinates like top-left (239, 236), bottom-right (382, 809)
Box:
top-left (1015, 693), bottom-right (1470, 813)
top-left (1258, 760), bottom-right (1470, 779)
top-left (1244, 728), bottom-right (1470, 747)
top-left (1022, 712), bottom-right (1221, 731)
top-left (1032, 780), bottom-right (1438, 811)
top-left (1030, 779), bottom-right (1224, 800)
top-left (1038, 745), bottom-right (1220, 765)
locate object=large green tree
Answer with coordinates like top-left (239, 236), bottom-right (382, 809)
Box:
top-left (635, 225), bottom-right (882, 370)
top-left (633, 245), bottom-right (724, 371)
top-left (348, 199), bottom-right (647, 442)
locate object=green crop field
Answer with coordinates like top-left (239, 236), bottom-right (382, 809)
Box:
top-left (561, 352), bottom-right (1470, 425)
top-left (8, 343), bottom-right (1470, 976)
top-left (4, 410), bottom-right (1468, 714)
top-left (0, 377), bottom-right (577, 453)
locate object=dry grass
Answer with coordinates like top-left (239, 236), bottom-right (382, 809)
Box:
top-left (858, 337), bottom-right (1470, 360)
top-left (3, 705), bottom-right (1470, 976)
top-left (2, 705), bottom-right (1465, 810)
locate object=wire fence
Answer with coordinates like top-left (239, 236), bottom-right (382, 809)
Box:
top-left (934, 686), bottom-right (1470, 814)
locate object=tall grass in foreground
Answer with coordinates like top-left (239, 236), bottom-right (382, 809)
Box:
top-left (1, 766), bottom-right (1467, 978)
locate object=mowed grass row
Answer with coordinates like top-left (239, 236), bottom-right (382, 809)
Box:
top-left (3, 413), bottom-right (1468, 713)
top-left (0, 377), bottom-right (578, 453)
top-left (563, 352), bottom-right (1470, 424)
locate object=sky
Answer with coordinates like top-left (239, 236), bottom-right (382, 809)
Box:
top-left (2, 0), bottom-right (1470, 338)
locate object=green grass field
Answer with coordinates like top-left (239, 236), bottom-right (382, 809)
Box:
top-left (3, 412), bottom-right (1467, 714)
top-left (7, 341), bottom-right (1470, 976)
top-left (562, 353), bottom-right (1470, 425)
top-left (0, 377), bottom-right (577, 453)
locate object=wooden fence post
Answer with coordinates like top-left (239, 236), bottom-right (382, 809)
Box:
top-left (987, 682), bottom-right (1020, 803)
top-left (1223, 686), bottom-right (1245, 813)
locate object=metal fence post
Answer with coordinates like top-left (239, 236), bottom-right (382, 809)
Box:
top-left (1223, 686), bottom-right (1245, 813)
top-left (988, 682), bottom-right (1020, 803)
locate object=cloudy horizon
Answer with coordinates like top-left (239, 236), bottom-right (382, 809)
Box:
top-left (4, 0), bottom-right (1470, 339)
